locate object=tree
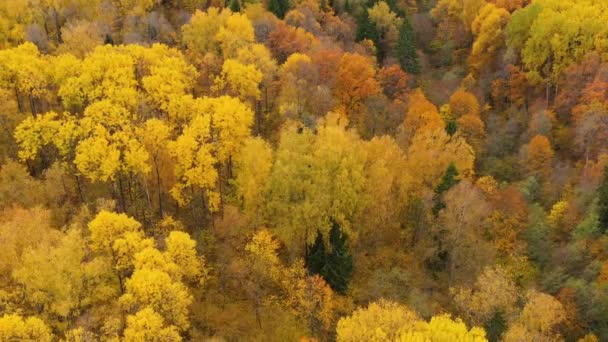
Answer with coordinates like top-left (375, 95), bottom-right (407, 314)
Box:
top-left (522, 135), bottom-right (554, 179)
top-left (504, 291), bottom-right (566, 342)
top-left (124, 308), bottom-right (182, 342)
top-left (12, 228), bottom-right (90, 328)
top-left (306, 222), bottom-right (353, 294)
top-left (396, 89), bottom-right (444, 149)
top-left (469, 4), bottom-right (510, 74)
top-left (405, 128), bottom-right (475, 189)
top-left (335, 53), bottom-right (381, 116)
top-left (181, 8), bottom-right (254, 59)
top-left (0, 314), bottom-right (53, 342)
top-left (336, 299), bottom-right (487, 341)
top-left (432, 162), bottom-right (460, 216)
top-left (120, 268), bottom-right (193, 331)
top-left (267, 22), bottom-right (315, 63)
top-left (396, 19), bottom-right (420, 74)
top-left (597, 165), bottom-right (608, 234)
top-left (233, 137), bottom-right (273, 227)
top-left (439, 181), bottom-right (492, 286)
top-left (229, 0), bottom-right (241, 12)
top-left (268, 0), bottom-right (290, 19)
top-left (336, 299), bottom-right (420, 341)
top-left (355, 9), bottom-right (383, 62)
top-left (398, 314), bottom-right (488, 341)
top-left (451, 266), bottom-right (518, 326)
top-left (214, 59), bottom-right (263, 102)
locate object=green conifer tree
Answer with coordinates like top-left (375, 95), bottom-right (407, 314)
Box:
top-left (598, 165), bottom-right (608, 234)
top-left (396, 19), bottom-right (420, 74)
top-left (307, 230), bottom-right (327, 275)
top-left (432, 162), bottom-right (460, 215)
top-left (229, 0), bottom-right (241, 12)
top-left (268, 0), bottom-right (289, 19)
top-left (305, 222), bottom-right (353, 294)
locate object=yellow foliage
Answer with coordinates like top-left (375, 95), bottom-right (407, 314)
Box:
top-left (124, 308), bottom-right (182, 342)
top-left (0, 314), bottom-right (53, 342)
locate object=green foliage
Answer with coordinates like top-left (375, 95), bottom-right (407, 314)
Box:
top-left (598, 166), bottom-right (608, 234)
top-left (356, 9), bottom-right (384, 62)
top-left (432, 162), bottom-right (460, 215)
top-left (306, 222), bottom-right (353, 294)
top-left (268, 0), bottom-right (289, 19)
top-left (396, 19), bottom-right (420, 74)
top-left (484, 311), bottom-right (506, 342)
top-left (229, 0), bottom-right (241, 12)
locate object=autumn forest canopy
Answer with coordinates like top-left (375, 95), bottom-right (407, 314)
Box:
top-left (1, 0), bottom-right (608, 341)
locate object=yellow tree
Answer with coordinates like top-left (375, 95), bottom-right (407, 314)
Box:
top-left (0, 314), bottom-right (53, 342)
top-left (137, 119), bottom-right (171, 218)
top-left (451, 266), bottom-right (519, 326)
top-left (439, 180), bottom-right (492, 286)
top-left (213, 59), bottom-right (263, 103)
top-left (123, 308), bottom-right (182, 342)
top-left (397, 89), bottom-right (444, 149)
top-left (58, 45), bottom-right (138, 111)
top-left (504, 290), bottom-right (566, 342)
top-left (469, 4), bottom-right (510, 74)
top-left (182, 8), bottom-right (254, 59)
top-left (405, 128), bottom-right (475, 189)
top-left (0, 42), bottom-right (50, 114)
top-left (397, 314), bottom-right (488, 341)
top-left (233, 137), bottom-right (273, 227)
top-left (88, 210), bottom-right (151, 292)
top-left (336, 299), bottom-right (420, 341)
top-left (169, 96), bottom-right (253, 212)
top-left (12, 228), bottom-right (90, 329)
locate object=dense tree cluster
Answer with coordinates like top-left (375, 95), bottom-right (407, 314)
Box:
top-left (1, 0), bottom-right (608, 340)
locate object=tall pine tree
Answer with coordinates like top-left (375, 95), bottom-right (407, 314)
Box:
top-left (396, 19), bottom-right (420, 74)
top-left (229, 0), bottom-right (241, 12)
top-left (307, 230), bottom-right (326, 275)
top-left (306, 221), bottom-right (353, 294)
top-left (356, 9), bottom-right (384, 63)
top-left (268, 0), bottom-right (289, 19)
top-left (432, 162), bottom-right (460, 216)
top-left (598, 165), bottom-right (608, 234)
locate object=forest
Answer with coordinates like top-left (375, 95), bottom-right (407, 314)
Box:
top-left (0, 0), bottom-right (608, 340)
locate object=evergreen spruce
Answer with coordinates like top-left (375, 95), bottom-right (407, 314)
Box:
top-left (432, 162), bottom-right (460, 215)
top-left (396, 19), bottom-right (420, 74)
top-left (356, 10), bottom-right (384, 63)
top-left (484, 311), bottom-right (507, 342)
top-left (598, 165), bottom-right (608, 233)
top-left (307, 230), bottom-right (326, 275)
top-left (268, 0), bottom-right (289, 19)
top-left (445, 120), bottom-right (457, 136)
top-left (104, 34), bottom-right (114, 45)
top-left (324, 221), bottom-right (353, 294)
top-left (305, 221), bottom-right (353, 294)
top-left (229, 0), bottom-right (241, 12)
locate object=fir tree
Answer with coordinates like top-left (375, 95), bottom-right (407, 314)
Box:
top-left (598, 165), bottom-right (608, 233)
top-left (343, 0), bottom-right (351, 13)
top-left (445, 120), bottom-right (457, 136)
top-left (307, 230), bottom-right (326, 275)
top-left (396, 19), bottom-right (420, 74)
top-left (432, 162), bottom-right (460, 215)
top-left (268, 0), bottom-right (289, 19)
top-left (356, 10), bottom-right (384, 63)
top-left (324, 221), bottom-right (353, 294)
top-left (305, 222), bottom-right (353, 294)
top-left (229, 0), bottom-right (241, 12)
top-left (484, 311), bottom-right (507, 342)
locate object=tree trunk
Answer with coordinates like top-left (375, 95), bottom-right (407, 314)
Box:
top-left (154, 158), bottom-right (164, 219)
